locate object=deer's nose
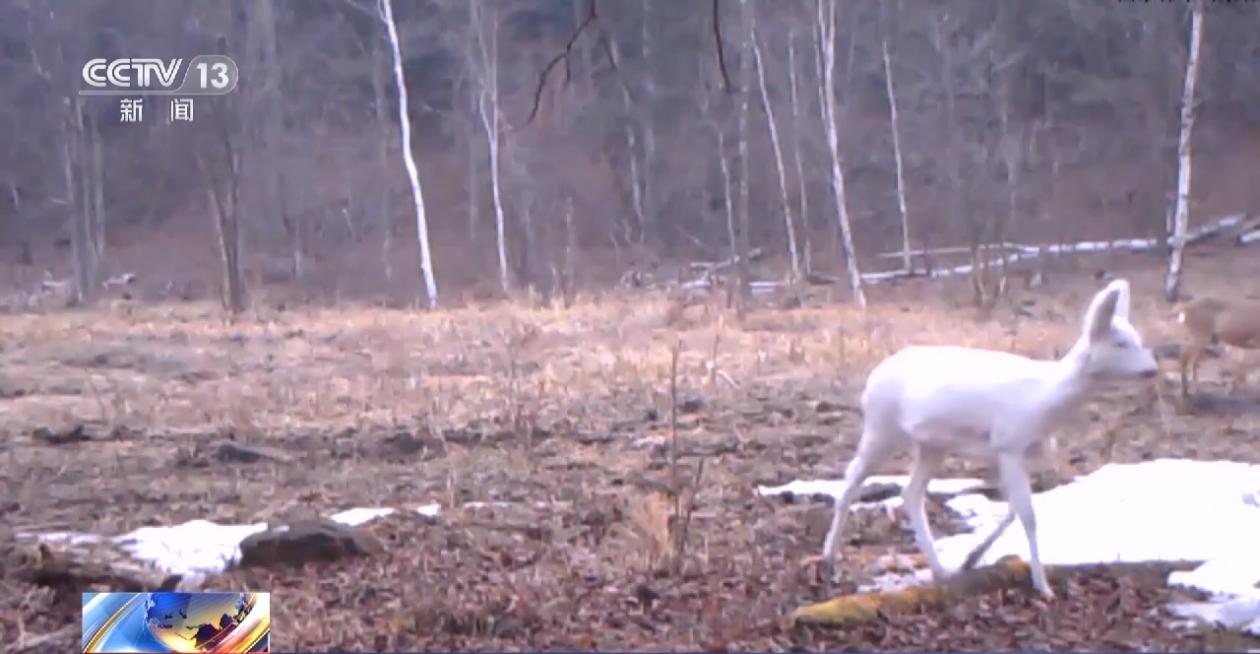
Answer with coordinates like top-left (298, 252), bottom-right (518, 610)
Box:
top-left (1140, 369), bottom-right (1158, 379)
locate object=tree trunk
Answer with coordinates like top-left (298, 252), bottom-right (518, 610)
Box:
top-left (607, 37), bottom-right (645, 246)
top-left (993, 77), bottom-right (1023, 310)
top-left (817, 0), bottom-right (867, 307)
top-left (466, 103), bottom-right (479, 245)
top-left (248, 0), bottom-right (293, 279)
top-left (89, 114), bottom-right (106, 264)
top-left (64, 128), bottom-right (93, 306)
top-left (787, 30), bottom-right (812, 275)
top-left (200, 140), bottom-right (246, 315)
top-left (811, 10), bottom-right (840, 270)
top-left (371, 31), bottom-right (394, 284)
top-left (67, 99), bottom-right (97, 306)
top-left (473, 0), bottom-right (510, 296)
top-left (639, 1), bottom-right (656, 248)
top-left (380, 0), bottom-right (439, 308)
top-left (882, 36), bottom-right (911, 274)
top-left (718, 128), bottom-right (739, 311)
top-left (735, 0), bottom-right (753, 312)
top-left (562, 195), bottom-right (577, 308)
top-left (1164, 0), bottom-right (1204, 303)
top-left (750, 10), bottom-right (801, 282)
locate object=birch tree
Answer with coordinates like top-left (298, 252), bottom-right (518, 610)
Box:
top-left (606, 36), bottom-right (646, 248)
top-left (472, 0), bottom-right (510, 296)
top-left (1164, 0), bottom-right (1204, 303)
top-left (379, 0), bottom-right (439, 308)
top-left (881, 32), bottom-right (911, 273)
top-left (817, 0), bottom-right (866, 307)
top-left (787, 29), bottom-right (812, 274)
top-left (749, 8), bottom-right (801, 281)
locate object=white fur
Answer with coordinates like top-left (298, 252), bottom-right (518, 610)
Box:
top-left (821, 279), bottom-right (1158, 598)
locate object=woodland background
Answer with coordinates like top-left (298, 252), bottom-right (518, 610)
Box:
top-left (2, 0), bottom-right (1259, 309)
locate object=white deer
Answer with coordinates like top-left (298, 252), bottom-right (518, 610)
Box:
top-left (820, 279), bottom-right (1158, 598)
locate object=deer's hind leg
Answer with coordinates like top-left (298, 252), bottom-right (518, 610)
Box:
top-left (901, 444), bottom-right (948, 580)
top-left (821, 424), bottom-right (900, 573)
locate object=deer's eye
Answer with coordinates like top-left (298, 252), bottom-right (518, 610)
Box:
top-left (1114, 340), bottom-right (1131, 349)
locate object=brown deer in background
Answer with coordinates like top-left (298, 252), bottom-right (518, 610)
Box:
top-left (1177, 296), bottom-right (1260, 397)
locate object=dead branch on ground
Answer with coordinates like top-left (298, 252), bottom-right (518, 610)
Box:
top-left (792, 556), bottom-right (1198, 627)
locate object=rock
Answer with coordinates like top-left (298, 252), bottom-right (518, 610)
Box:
top-left (815, 399), bottom-right (857, 414)
top-left (215, 441), bottom-right (293, 464)
top-left (379, 431), bottom-right (441, 457)
top-left (32, 424), bottom-right (90, 445)
top-left (792, 433), bottom-right (830, 449)
top-left (237, 519), bottom-right (383, 568)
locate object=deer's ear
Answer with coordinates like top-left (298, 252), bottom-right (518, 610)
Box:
top-left (1107, 279), bottom-right (1131, 319)
top-left (1086, 286), bottom-right (1120, 341)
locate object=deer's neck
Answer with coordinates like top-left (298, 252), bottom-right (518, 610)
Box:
top-left (1043, 338), bottom-right (1097, 415)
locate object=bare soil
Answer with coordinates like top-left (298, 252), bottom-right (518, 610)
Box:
top-left (2, 247), bottom-right (1259, 651)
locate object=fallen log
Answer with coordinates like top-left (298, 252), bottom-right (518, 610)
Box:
top-left (863, 213), bottom-right (1252, 287)
top-left (791, 556), bottom-right (1200, 627)
top-left (687, 247), bottom-right (766, 274)
top-left (10, 542), bottom-right (177, 596)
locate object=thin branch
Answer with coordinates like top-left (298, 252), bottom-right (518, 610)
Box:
top-left (525, 0), bottom-right (598, 125)
top-left (712, 0), bottom-right (733, 92)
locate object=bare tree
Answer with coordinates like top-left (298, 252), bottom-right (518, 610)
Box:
top-left (749, 8), bottom-right (801, 281)
top-left (64, 100), bottom-right (97, 306)
top-left (638, 2), bottom-right (657, 247)
top-left (472, 0), bottom-right (510, 296)
top-left (817, 0), bottom-right (866, 307)
top-left (1164, 0), bottom-right (1205, 303)
top-left (198, 130), bottom-right (247, 315)
top-left (787, 28), bottom-right (812, 274)
top-left (881, 22), bottom-right (911, 273)
top-left (370, 27), bottom-right (394, 284)
top-left (734, 0), bottom-right (753, 311)
top-left (606, 36), bottom-right (646, 249)
top-left (88, 113), bottom-right (105, 264)
top-left (246, 0), bottom-right (295, 279)
top-left (380, 0), bottom-right (439, 307)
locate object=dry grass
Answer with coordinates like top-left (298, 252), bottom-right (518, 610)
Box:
top-left (2, 248), bottom-right (1259, 650)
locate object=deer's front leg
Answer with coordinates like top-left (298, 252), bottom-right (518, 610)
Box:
top-left (998, 452), bottom-right (1054, 599)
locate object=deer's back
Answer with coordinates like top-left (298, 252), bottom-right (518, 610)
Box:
top-left (1182, 297), bottom-right (1260, 348)
top-left (1217, 301), bottom-right (1260, 348)
top-left (859, 346), bottom-right (1069, 456)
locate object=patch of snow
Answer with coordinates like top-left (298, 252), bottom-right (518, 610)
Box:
top-left (462, 501), bottom-right (514, 510)
top-left (24, 531), bottom-right (104, 546)
top-left (929, 459), bottom-right (1260, 636)
top-left (113, 519), bottom-right (269, 581)
top-left (1169, 552), bottom-right (1260, 598)
top-left (34, 503), bottom-right (444, 582)
top-left (757, 475), bottom-right (987, 504)
top-left (329, 507), bottom-right (397, 527)
top-left (630, 435), bottom-right (667, 450)
top-left (1169, 597), bottom-right (1260, 637)
top-left (933, 459), bottom-right (1260, 572)
top-left (413, 503), bottom-right (441, 518)
top-left (770, 459), bottom-right (1260, 635)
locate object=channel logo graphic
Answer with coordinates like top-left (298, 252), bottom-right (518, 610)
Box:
top-left (82, 592), bottom-right (269, 653)
top-left (79, 56), bottom-right (239, 96)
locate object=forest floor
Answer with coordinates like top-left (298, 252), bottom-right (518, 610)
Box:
top-left (2, 246), bottom-right (1259, 651)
